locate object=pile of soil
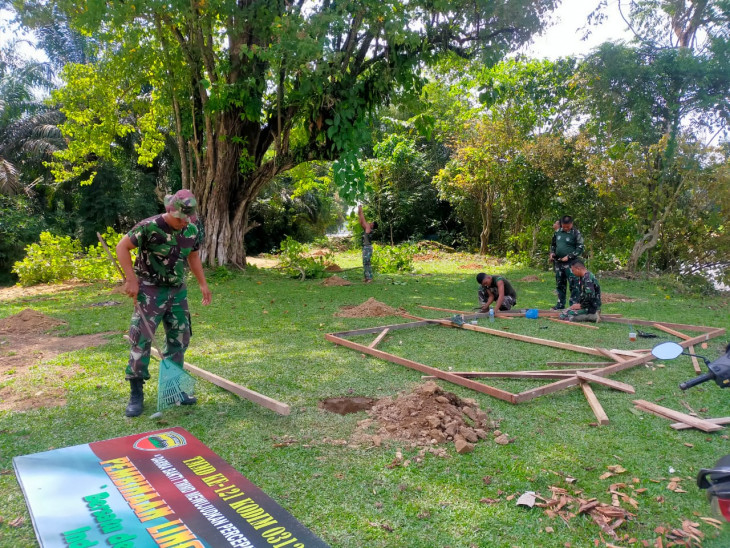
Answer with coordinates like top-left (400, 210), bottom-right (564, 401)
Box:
top-left (353, 382), bottom-right (495, 453)
top-left (602, 293), bottom-right (637, 303)
top-left (413, 253), bottom-right (441, 262)
top-left (323, 275), bottom-right (352, 287)
top-left (520, 275), bottom-right (542, 282)
top-left (335, 298), bottom-right (404, 318)
top-left (0, 308), bottom-right (66, 335)
top-left (458, 263), bottom-right (485, 270)
top-left (325, 264), bottom-right (343, 272)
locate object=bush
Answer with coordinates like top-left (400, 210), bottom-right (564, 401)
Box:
top-left (278, 236), bottom-right (332, 279)
top-left (371, 243), bottom-right (417, 273)
top-left (12, 228), bottom-right (127, 286)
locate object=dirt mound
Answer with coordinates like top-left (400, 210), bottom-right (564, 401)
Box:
top-left (319, 396), bottom-right (376, 414)
top-left (520, 275), bottom-right (542, 282)
top-left (325, 264), bottom-right (343, 272)
top-left (335, 297), bottom-right (403, 318)
top-left (458, 263), bottom-right (485, 270)
top-left (353, 382), bottom-right (494, 452)
top-left (323, 275), bottom-right (352, 287)
top-left (602, 293), bottom-right (637, 303)
top-left (0, 309), bottom-right (66, 335)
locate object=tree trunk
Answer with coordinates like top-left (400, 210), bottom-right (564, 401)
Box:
top-left (627, 219), bottom-right (662, 273)
top-left (479, 199), bottom-right (492, 256)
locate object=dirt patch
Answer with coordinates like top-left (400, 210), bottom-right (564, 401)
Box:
top-left (319, 396), bottom-right (377, 414)
top-left (323, 275), bottom-right (352, 287)
top-left (325, 264), bottom-right (343, 272)
top-left (335, 297), bottom-right (404, 318)
top-left (246, 255), bottom-right (279, 268)
top-left (0, 281), bottom-right (92, 302)
top-left (0, 309), bottom-right (115, 411)
top-left (352, 381), bottom-right (496, 453)
top-left (520, 275), bottom-right (542, 282)
top-left (602, 293), bottom-right (637, 303)
top-left (458, 263), bottom-right (485, 270)
top-left (413, 253), bottom-right (441, 262)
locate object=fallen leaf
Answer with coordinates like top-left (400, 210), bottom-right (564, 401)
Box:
top-left (600, 472), bottom-right (614, 480)
top-left (545, 526), bottom-right (554, 533)
top-left (516, 491), bottom-right (537, 508)
top-left (9, 516), bottom-right (24, 527)
top-left (482, 476), bottom-right (492, 485)
top-left (607, 465), bottom-right (627, 474)
top-left (479, 498), bottom-right (500, 504)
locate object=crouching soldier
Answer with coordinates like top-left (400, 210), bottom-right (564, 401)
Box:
top-left (477, 273), bottom-right (518, 312)
top-left (559, 260), bottom-right (601, 322)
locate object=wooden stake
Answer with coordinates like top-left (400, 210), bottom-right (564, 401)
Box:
top-left (124, 335), bottom-right (290, 415)
top-left (581, 382), bottom-right (609, 425)
top-left (368, 328), bottom-right (390, 349)
top-left (576, 372), bottom-right (635, 394)
top-left (547, 317), bottom-right (599, 330)
top-left (326, 334), bottom-right (517, 403)
top-left (633, 400), bottom-right (724, 432)
top-left (688, 345), bottom-right (702, 375)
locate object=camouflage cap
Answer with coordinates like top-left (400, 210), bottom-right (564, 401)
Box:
top-left (164, 189), bottom-right (198, 223)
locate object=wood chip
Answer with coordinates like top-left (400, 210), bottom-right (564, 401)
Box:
top-left (9, 516), bottom-right (24, 527)
top-left (600, 472), bottom-right (614, 480)
top-left (607, 465), bottom-right (627, 474)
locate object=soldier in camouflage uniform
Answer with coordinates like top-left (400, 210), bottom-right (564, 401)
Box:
top-left (358, 204), bottom-right (377, 283)
top-left (116, 189), bottom-right (212, 417)
top-left (477, 273), bottom-right (518, 311)
top-left (549, 215), bottom-right (585, 310)
top-left (559, 260), bottom-right (601, 322)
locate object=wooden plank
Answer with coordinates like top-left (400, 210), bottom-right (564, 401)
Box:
top-left (671, 417), bottom-right (730, 430)
top-left (368, 328), bottom-right (390, 349)
top-left (330, 320), bottom-right (439, 338)
top-left (600, 316), bottom-right (723, 333)
top-left (419, 305), bottom-right (470, 314)
top-left (652, 323), bottom-right (691, 340)
top-left (581, 382), bottom-right (609, 425)
top-left (609, 349), bottom-right (650, 358)
top-left (546, 361), bottom-right (613, 367)
top-left (420, 371), bottom-right (582, 380)
top-left (124, 335), bottom-right (291, 415)
top-left (547, 317), bottom-right (599, 329)
top-left (513, 329), bottom-right (724, 403)
top-left (576, 372), bottom-right (635, 394)
top-left (597, 348), bottom-right (628, 362)
top-left (326, 334), bottom-right (517, 403)
top-left (688, 345), bottom-right (702, 375)
top-left (633, 400), bottom-right (724, 432)
top-left (409, 315), bottom-right (606, 357)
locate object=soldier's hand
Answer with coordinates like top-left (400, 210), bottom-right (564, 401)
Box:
top-left (124, 277), bottom-right (139, 300)
top-left (560, 256), bottom-right (569, 262)
top-left (200, 284), bottom-right (212, 306)
top-left (569, 303), bottom-right (581, 310)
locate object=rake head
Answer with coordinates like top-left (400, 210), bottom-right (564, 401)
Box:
top-left (157, 358), bottom-right (196, 411)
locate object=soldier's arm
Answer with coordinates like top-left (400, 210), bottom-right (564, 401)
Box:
top-left (571, 230), bottom-right (585, 259)
top-left (187, 251), bottom-right (212, 305)
top-left (494, 280), bottom-right (505, 310)
top-left (116, 236), bottom-right (139, 299)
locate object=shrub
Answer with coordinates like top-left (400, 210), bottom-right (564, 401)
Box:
top-left (12, 228), bottom-right (127, 286)
top-left (278, 236), bottom-right (331, 279)
top-left (371, 243), bottom-right (417, 273)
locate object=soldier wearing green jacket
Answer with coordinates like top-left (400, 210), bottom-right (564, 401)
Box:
top-left (559, 260), bottom-right (601, 322)
top-left (549, 215), bottom-right (584, 310)
top-left (116, 189), bottom-right (212, 417)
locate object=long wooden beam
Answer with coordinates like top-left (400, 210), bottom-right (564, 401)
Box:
top-left (546, 362), bottom-right (613, 367)
top-left (407, 315), bottom-right (606, 357)
top-left (633, 400), bottom-right (724, 433)
top-left (330, 319), bottom-right (440, 338)
top-left (651, 324), bottom-right (703, 374)
top-left (547, 317), bottom-right (599, 330)
top-left (581, 382), bottom-right (609, 425)
top-left (576, 372), bottom-right (635, 394)
top-left (513, 329), bottom-right (724, 403)
top-left (368, 328), bottom-right (390, 349)
top-left (420, 371), bottom-right (582, 380)
top-left (325, 333), bottom-right (517, 403)
top-left (671, 417), bottom-right (730, 430)
top-left (125, 335), bottom-right (291, 415)
top-left (600, 317), bottom-right (721, 333)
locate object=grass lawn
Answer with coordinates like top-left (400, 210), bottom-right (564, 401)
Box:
top-left (1, 252), bottom-right (729, 547)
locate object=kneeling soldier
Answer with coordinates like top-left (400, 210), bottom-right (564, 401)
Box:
top-left (559, 260), bottom-right (601, 322)
top-left (477, 273), bottom-right (518, 312)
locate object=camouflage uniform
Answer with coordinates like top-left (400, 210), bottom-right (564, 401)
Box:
top-left (550, 227), bottom-right (585, 308)
top-left (362, 231), bottom-right (374, 281)
top-left (125, 215), bottom-right (202, 380)
top-left (478, 276), bottom-right (517, 310)
top-left (560, 271), bottom-right (602, 322)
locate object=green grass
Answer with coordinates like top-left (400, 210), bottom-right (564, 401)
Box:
top-left (1, 256), bottom-right (729, 547)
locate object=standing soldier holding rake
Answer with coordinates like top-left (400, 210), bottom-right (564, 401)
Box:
top-left (116, 189), bottom-right (212, 417)
top-left (549, 215), bottom-right (584, 310)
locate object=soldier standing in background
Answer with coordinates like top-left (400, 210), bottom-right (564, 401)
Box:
top-left (549, 215), bottom-right (584, 310)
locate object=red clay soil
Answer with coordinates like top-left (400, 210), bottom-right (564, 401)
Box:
top-left (0, 309), bottom-right (115, 411)
top-left (322, 275), bottom-right (352, 286)
top-left (335, 297), bottom-right (405, 318)
top-left (458, 263), bottom-right (485, 270)
top-left (352, 381), bottom-right (496, 452)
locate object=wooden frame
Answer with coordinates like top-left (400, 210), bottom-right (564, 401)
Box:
top-left (326, 308), bottom-right (726, 407)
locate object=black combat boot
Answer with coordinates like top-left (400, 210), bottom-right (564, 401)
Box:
top-left (179, 392), bottom-right (197, 405)
top-left (125, 378), bottom-right (145, 417)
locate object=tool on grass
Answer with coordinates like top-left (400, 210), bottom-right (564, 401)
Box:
top-left (450, 314), bottom-right (465, 326)
top-left (637, 330), bottom-right (658, 338)
top-left (135, 303), bottom-right (197, 416)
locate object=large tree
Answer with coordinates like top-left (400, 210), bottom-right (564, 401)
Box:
top-left (12, 0), bottom-right (559, 266)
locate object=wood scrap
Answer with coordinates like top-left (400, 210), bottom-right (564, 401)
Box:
top-left (670, 417), bottom-right (730, 430)
top-left (688, 345), bottom-right (702, 375)
top-left (368, 328), bottom-right (390, 349)
top-left (633, 400), bottom-right (724, 432)
top-left (581, 382), bottom-right (609, 425)
top-left (576, 372), bottom-right (635, 394)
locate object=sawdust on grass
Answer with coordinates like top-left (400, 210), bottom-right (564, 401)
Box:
top-left (335, 297), bottom-right (404, 318)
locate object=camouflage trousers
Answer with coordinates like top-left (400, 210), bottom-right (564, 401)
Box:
top-left (362, 245), bottom-right (373, 280)
top-left (554, 262), bottom-right (580, 308)
top-left (559, 309), bottom-right (601, 323)
top-left (126, 282), bottom-right (191, 380)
